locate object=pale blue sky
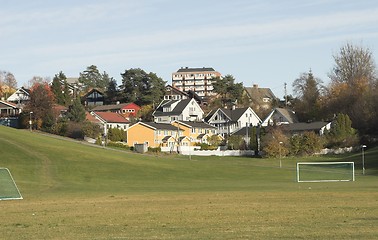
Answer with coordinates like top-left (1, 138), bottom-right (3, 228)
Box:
top-left (1, 0), bottom-right (378, 98)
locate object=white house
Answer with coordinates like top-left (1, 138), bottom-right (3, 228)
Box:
top-left (87, 111), bottom-right (130, 136)
top-left (153, 98), bottom-right (204, 123)
top-left (261, 108), bottom-right (298, 126)
top-left (204, 107), bottom-right (261, 137)
top-left (6, 87), bottom-right (30, 106)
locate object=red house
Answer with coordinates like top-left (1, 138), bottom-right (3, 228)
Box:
top-left (91, 102), bottom-right (141, 120)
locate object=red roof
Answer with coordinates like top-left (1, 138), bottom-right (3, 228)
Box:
top-left (92, 111), bottom-right (129, 123)
top-left (0, 100), bottom-right (18, 108)
top-left (86, 112), bottom-right (101, 123)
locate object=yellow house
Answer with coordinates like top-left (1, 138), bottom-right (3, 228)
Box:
top-left (171, 121), bottom-right (221, 145)
top-left (126, 122), bottom-right (184, 148)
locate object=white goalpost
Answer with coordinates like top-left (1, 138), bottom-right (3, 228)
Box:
top-left (296, 162), bottom-right (355, 183)
top-left (0, 168), bottom-right (23, 200)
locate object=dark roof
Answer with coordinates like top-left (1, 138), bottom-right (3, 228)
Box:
top-left (92, 103), bottom-right (133, 111)
top-left (162, 136), bottom-right (173, 142)
top-left (226, 107), bottom-right (250, 122)
top-left (207, 107), bottom-right (250, 122)
top-left (175, 67), bottom-right (216, 73)
top-left (153, 99), bottom-right (192, 117)
top-left (285, 122), bottom-right (330, 132)
top-left (275, 108), bottom-right (298, 123)
top-left (132, 122), bottom-right (182, 131)
top-left (197, 133), bottom-right (207, 139)
top-left (232, 127), bottom-right (251, 136)
top-left (83, 88), bottom-right (104, 97)
top-left (20, 87), bottom-right (30, 94)
top-left (165, 85), bottom-right (189, 97)
top-left (175, 121), bottom-right (215, 129)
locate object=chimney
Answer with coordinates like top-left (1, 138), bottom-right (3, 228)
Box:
top-left (253, 84), bottom-right (258, 88)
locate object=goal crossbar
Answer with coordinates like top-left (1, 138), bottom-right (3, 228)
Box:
top-left (297, 162), bottom-right (355, 183)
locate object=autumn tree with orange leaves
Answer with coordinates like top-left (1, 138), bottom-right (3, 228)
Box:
top-left (25, 82), bottom-right (55, 130)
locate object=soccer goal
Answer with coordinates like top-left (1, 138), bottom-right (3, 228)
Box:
top-left (296, 162), bottom-right (355, 182)
top-left (0, 168), bottom-right (23, 200)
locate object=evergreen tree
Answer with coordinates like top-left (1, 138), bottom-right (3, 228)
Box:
top-left (292, 70), bottom-right (324, 122)
top-left (68, 98), bottom-right (86, 123)
top-left (326, 113), bottom-right (358, 147)
top-left (212, 74), bottom-right (244, 106)
top-left (78, 65), bottom-right (111, 92)
top-left (51, 71), bottom-right (69, 106)
top-left (120, 68), bottom-right (166, 106)
top-left (105, 78), bottom-right (119, 104)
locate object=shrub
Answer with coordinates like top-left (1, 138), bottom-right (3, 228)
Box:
top-left (148, 147), bottom-right (161, 153)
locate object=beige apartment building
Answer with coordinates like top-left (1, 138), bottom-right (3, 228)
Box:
top-left (172, 67), bottom-right (221, 100)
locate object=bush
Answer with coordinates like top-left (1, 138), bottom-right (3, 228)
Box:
top-left (82, 121), bottom-right (102, 139)
top-left (195, 143), bottom-right (217, 150)
top-left (289, 132), bottom-right (324, 156)
top-left (148, 147), bottom-right (161, 153)
top-left (107, 141), bottom-right (130, 150)
top-left (108, 128), bottom-right (127, 142)
top-left (325, 113), bottom-right (359, 148)
top-left (65, 122), bottom-right (85, 139)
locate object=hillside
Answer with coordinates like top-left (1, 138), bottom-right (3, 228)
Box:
top-left (1, 126), bottom-right (378, 239)
top-left (0, 126), bottom-right (293, 198)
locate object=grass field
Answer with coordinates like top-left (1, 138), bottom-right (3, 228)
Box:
top-left (0, 125), bottom-right (377, 239)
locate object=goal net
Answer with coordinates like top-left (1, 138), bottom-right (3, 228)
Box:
top-left (0, 168), bottom-right (23, 200)
top-left (296, 162), bottom-right (355, 182)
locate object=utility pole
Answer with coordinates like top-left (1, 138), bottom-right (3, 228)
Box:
top-left (284, 82), bottom-right (288, 107)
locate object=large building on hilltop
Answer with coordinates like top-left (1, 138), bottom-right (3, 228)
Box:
top-left (171, 67), bottom-right (221, 100)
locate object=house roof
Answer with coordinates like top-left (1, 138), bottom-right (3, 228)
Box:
top-left (83, 88), bottom-right (104, 97)
top-left (174, 120), bottom-right (216, 129)
top-left (129, 122), bottom-right (183, 131)
top-left (0, 100), bottom-right (19, 109)
top-left (205, 107), bottom-right (251, 123)
top-left (92, 111), bottom-right (129, 123)
top-left (175, 67), bottom-right (216, 73)
top-left (153, 98), bottom-right (197, 117)
top-left (232, 127), bottom-right (251, 136)
top-left (285, 122), bottom-right (330, 132)
top-left (165, 85), bottom-right (189, 97)
top-left (92, 103), bottom-right (137, 111)
top-left (275, 108), bottom-right (298, 123)
top-left (162, 136), bottom-right (174, 142)
top-left (244, 85), bottom-right (277, 102)
top-left (65, 77), bottom-right (79, 84)
top-left (86, 112), bottom-right (101, 123)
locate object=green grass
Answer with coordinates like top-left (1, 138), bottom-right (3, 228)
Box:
top-left (0, 125), bottom-right (377, 239)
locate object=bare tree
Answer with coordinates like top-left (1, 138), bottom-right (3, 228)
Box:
top-left (326, 43), bottom-right (378, 134)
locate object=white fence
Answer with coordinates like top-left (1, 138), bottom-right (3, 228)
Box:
top-left (161, 146), bottom-right (255, 157)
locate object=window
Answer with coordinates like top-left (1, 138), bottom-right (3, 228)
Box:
top-left (191, 128), bottom-right (196, 133)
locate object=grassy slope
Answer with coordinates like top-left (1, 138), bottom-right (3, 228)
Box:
top-left (0, 126), bottom-right (377, 239)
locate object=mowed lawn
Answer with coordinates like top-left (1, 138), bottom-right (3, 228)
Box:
top-left (0, 126), bottom-right (377, 239)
